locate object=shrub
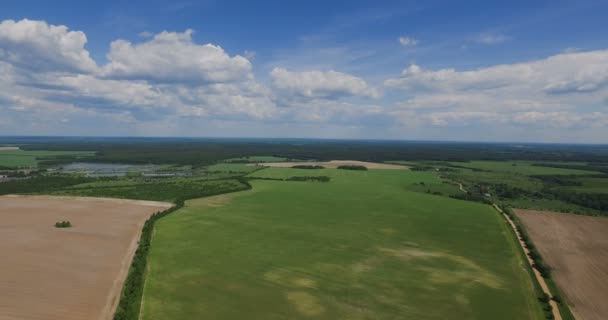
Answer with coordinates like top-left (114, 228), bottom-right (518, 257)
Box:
top-left (337, 165), bottom-right (368, 171)
top-left (291, 165), bottom-right (325, 169)
top-left (54, 220), bottom-right (72, 228)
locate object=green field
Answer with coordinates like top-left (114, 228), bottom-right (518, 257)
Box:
top-left (557, 176), bottom-right (608, 194)
top-left (448, 161), bottom-right (599, 175)
top-left (142, 168), bottom-right (543, 320)
top-left (0, 149), bottom-right (95, 168)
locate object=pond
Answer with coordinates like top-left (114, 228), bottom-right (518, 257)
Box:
top-left (58, 162), bottom-right (161, 177)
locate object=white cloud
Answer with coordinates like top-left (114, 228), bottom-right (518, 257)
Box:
top-left (398, 36), bottom-right (418, 47)
top-left (476, 33), bottom-right (508, 44)
top-left (270, 67), bottom-right (380, 100)
top-left (102, 29), bottom-right (253, 84)
top-left (385, 50), bottom-right (608, 131)
top-left (0, 19), bottom-right (97, 73)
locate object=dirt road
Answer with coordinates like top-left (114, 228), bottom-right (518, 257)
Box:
top-left (493, 205), bottom-right (562, 320)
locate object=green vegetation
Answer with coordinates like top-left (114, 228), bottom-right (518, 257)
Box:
top-left (336, 165), bottom-right (367, 170)
top-left (54, 221), bottom-right (72, 228)
top-left (114, 203), bottom-right (183, 320)
top-left (142, 168), bottom-right (544, 320)
top-left (49, 178), bottom-right (249, 202)
top-left (291, 165), bottom-right (325, 169)
top-left (223, 155), bottom-right (289, 163)
top-left (0, 149), bottom-right (95, 168)
top-left (447, 161), bottom-right (598, 175)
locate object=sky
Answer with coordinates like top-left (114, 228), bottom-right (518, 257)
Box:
top-left (0, 0), bottom-right (607, 143)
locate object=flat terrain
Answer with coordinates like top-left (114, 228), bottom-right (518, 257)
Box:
top-left (248, 160), bottom-right (409, 170)
top-left (0, 149), bottom-right (95, 168)
top-left (142, 168), bottom-right (542, 320)
top-left (0, 195), bottom-right (171, 320)
top-left (515, 209), bottom-right (608, 320)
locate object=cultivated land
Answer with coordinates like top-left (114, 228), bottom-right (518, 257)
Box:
top-left (0, 149), bottom-right (95, 168)
top-left (515, 209), bottom-right (608, 320)
top-left (0, 195), bottom-right (171, 320)
top-left (142, 168), bottom-right (543, 320)
top-left (248, 160), bottom-right (409, 170)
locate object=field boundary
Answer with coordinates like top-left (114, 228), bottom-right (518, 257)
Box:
top-left (113, 178), bottom-right (253, 320)
top-left (493, 204), bottom-right (565, 320)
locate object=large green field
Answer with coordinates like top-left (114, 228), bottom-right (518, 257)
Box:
top-left (0, 149), bottom-right (95, 168)
top-left (142, 168), bottom-right (543, 319)
top-left (448, 161), bottom-right (599, 175)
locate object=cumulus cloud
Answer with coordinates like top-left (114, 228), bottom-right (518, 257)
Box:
top-left (270, 67), bottom-right (380, 100)
top-left (101, 29), bottom-right (253, 84)
top-left (385, 50), bottom-right (608, 131)
top-left (398, 36), bottom-right (418, 47)
top-left (0, 19), bottom-right (97, 73)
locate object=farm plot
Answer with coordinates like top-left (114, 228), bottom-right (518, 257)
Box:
top-left (0, 195), bottom-right (171, 320)
top-left (142, 168), bottom-right (543, 320)
top-left (515, 209), bottom-right (608, 320)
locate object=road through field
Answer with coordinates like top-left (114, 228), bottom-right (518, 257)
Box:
top-left (493, 205), bottom-right (562, 320)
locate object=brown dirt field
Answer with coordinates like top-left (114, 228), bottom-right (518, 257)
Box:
top-left (515, 209), bottom-right (608, 320)
top-left (0, 195), bottom-right (171, 320)
top-left (247, 160), bottom-right (409, 170)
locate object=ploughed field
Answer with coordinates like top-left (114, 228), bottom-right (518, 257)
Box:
top-left (142, 168), bottom-right (543, 319)
top-left (515, 209), bottom-right (608, 320)
top-left (0, 195), bottom-right (171, 320)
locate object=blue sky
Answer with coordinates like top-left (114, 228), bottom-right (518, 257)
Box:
top-left (1, 0), bottom-right (607, 142)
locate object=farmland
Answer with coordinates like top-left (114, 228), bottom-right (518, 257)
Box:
top-left (515, 209), bottom-right (608, 320)
top-left (141, 168), bottom-right (543, 320)
top-left (0, 195), bottom-right (171, 320)
top-left (0, 149), bottom-right (95, 168)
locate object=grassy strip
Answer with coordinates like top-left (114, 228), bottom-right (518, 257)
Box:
top-left (502, 206), bottom-right (576, 320)
top-left (113, 179), bottom-right (252, 320)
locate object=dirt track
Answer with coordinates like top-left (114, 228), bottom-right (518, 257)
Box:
top-left (247, 160), bottom-right (409, 170)
top-left (515, 209), bottom-right (608, 320)
top-left (0, 195), bottom-right (171, 320)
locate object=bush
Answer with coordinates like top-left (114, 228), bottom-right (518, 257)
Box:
top-left (337, 165), bottom-right (368, 171)
top-left (291, 165), bottom-right (325, 169)
top-left (54, 220), bottom-right (72, 228)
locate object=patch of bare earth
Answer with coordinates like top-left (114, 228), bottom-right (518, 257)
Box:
top-left (515, 209), bottom-right (608, 320)
top-left (0, 147), bottom-right (19, 150)
top-left (247, 160), bottom-right (409, 170)
top-left (0, 195), bottom-right (171, 320)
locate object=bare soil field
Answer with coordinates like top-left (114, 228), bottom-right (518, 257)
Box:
top-left (515, 209), bottom-right (608, 320)
top-left (0, 195), bottom-right (171, 320)
top-left (0, 147), bottom-right (19, 150)
top-left (247, 160), bottom-right (409, 170)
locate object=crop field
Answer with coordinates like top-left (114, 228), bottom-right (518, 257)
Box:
top-left (0, 195), bottom-right (171, 320)
top-left (0, 149), bottom-right (95, 168)
top-left (515, 209), bottom-right (608, 320)
top-left (447, 161), bottom-right (599, 175)
top-left (141, 168), bottom-right (543, 320)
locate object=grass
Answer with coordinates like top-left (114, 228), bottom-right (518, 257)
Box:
top-left (0, 149), bottom-right (95, 168)
top-left (557, 176), bottom-right (608, 194)
top-left (448, 161), bottom-right (598, 175)
top-left (142, 168), bottom-right (544, 320)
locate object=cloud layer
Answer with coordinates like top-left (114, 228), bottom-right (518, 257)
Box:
top-left (0, 18), bottom-right (607, 142)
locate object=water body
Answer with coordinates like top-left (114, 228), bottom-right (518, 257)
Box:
top-left (59, 162), bottom-right (160, 177)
